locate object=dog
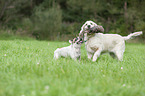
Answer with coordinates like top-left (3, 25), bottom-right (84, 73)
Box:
top-left (79, 20), bottom-right (143, 62)
top-left (54, 37), bottom-right (83, 60)
top-left (79, 20), bottom-right (104, 40)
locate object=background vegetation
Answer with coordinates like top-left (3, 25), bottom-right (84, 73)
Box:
top-left (0, 0), bottom-right (145, 40)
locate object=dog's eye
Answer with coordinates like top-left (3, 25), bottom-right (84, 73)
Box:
top-left (90, 23), bottom-right (93, 25)
top-left (85, 24), bottom-right (87, 25)
top-left (75, 38), bottom-right (78, 41)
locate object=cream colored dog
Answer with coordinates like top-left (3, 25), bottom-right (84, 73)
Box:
top-left (79, 20), bottom-right (104, 40)
top-left (79, 20), bottom-right (143, 62)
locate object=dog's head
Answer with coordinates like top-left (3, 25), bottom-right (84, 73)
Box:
top-left (79, 20), bottom-right (104, 38)
top-left (69, 37), bottom-right (83, 45)
top-left (87, 25), bottom-right (104, 34)
top-left (81, 20), bottom-right (97, 31)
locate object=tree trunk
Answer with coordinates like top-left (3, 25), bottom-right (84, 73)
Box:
top-left (124, 1), bottom-right (128, 33)
top-left (106, 17), bottom-right (111, 33)
top-left (0, 0), bottom-right (10, 28)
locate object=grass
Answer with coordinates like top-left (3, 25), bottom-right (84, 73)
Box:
top-left (0, 33), bottom-right (35, 40)
top-left (0, 39), bottom-right (145, 96)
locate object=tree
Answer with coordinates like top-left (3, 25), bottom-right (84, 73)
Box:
top-left (32, 4), bottom-right (62, 40)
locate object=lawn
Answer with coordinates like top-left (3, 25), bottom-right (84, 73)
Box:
top-left (0, 39), bottom-right (145, 96)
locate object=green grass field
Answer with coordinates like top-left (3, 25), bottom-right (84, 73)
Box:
top-left (0, 39), bottom-right (145, 96)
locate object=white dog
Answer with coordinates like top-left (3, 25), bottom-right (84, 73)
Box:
top-left (54, 37), bottom-right (83, 60)
top-left (79, 20), bottom-right (104, 40)
top-left (79, 20), bottom-right (143, 62)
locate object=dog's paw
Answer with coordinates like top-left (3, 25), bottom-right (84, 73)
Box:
top-left (92, 59), bottom-right (96, 62)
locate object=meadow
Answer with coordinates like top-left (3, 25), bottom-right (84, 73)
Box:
top-left (0, 39), bottom-right (145, 96)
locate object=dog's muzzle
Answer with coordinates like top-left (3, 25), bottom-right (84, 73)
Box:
top-left (87, 27), bottom-right (98, 34)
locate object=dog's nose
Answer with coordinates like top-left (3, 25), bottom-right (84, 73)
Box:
top-left (88, 25), bottom-right (90, 28)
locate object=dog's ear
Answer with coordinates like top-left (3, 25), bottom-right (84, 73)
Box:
top-left (79, 21), bottom-right (87, 36)
top-left (96, 25), bottom-right (104, 32)
top-left (81, 21), bottom-right (87, 30)
top-left (69, 40), bottom-right (73, 43)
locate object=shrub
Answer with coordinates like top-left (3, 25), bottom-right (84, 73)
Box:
top-left (32, 5), bottom-right (62, 40)
top-left (135, 20), bottom-right (145, 39)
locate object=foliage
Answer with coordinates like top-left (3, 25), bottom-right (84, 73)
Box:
top-left (0, 0), bottom-right (145, 40)
top-left (32, 5), bottom-right (62, 40)
top-left (0, 40), bottom-right (145, 96)
top-left (0, 0), bottom-right (32, 28)
top-left (0, 30), bottom-right (35, 40)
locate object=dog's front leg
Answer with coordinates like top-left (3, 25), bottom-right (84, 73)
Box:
top-left (84, 33), bottom-right (88, 42)
top-left (87, 52), bottom-right (93, 59)
top-left (92, 50), bottom-right (102, 62)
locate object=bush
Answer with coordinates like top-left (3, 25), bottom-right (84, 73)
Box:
top-left (135, 20), bottom-right (145, 39)
top-left (0, 29), bottom-right (34, 40)
top-left (32, 5), bottom-right (62, 40)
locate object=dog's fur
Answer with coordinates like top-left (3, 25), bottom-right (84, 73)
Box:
top-left (79, 20), bottom-right (104, 39)
top-left (54, 37), bottom-right (83, 60)
top-left (79, 20), bottom-right (143, 62)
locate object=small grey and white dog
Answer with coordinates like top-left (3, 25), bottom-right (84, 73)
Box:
top-left (79, 20), bottom-right (143, 62)
top-left (54, 37), bottom-right (83, 60)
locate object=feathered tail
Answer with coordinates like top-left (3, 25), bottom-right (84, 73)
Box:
top-left (123, 31), bottom-right (143, 40)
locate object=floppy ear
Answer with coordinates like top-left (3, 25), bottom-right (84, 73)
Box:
top-left (96, 25), bottom-right (104, 32)
top-left (69, 40), bottom-right (73, 43)
top-left (90, 21), bottom-right (104, 32)
top-left (79, 21), bottom-right (87, 36)
top-left (81, 21), bottom-right (87, 31)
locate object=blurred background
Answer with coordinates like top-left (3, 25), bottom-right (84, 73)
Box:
top-left (0, 0), bottom-right (145, 41)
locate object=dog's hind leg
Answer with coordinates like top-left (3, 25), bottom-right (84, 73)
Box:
top-left (114, 41), bottom-right (125, 61)
top-left (116, 51), bottom-right (124, 61)
top-left (54, 53), bottom-right (59, 59)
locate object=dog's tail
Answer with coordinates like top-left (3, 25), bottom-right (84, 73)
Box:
top-left (123, 31), bottom-right (143, 40)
